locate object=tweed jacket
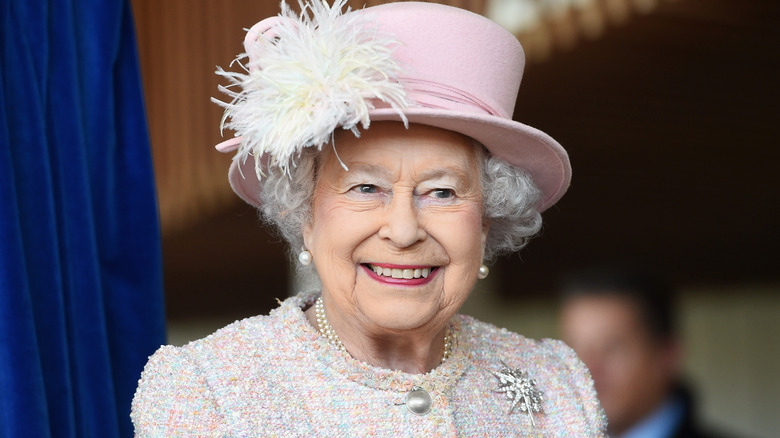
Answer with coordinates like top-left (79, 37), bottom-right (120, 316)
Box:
top-left (132, 293), bottom-right (606, 437)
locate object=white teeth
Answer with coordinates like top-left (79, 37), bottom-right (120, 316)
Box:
top-left (369, 264), bottom-right (433, 279)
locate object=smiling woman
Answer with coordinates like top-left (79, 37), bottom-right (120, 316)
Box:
top-left (303, 123), bottom-right (486, 372)
top-left (131, 1), bottom-right (606, 436)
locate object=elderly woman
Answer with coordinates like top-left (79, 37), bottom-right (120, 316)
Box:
top-left (132, 1), bottom-right (605, 436)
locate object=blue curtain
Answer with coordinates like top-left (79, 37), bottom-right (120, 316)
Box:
top-left (1, 0), bottom-right (165, 436)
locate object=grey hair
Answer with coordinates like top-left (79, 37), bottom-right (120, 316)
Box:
top-left (256, 141), bottom-right (542, 286)
top-left (476, 144), bottom-right (542, 261)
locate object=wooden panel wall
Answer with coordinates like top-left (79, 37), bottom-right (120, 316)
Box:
top-left (132, 1), bottom-right (275, 236)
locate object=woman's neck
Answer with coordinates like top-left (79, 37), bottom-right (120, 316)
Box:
top-left (304, 305), bottom-right (449, 374)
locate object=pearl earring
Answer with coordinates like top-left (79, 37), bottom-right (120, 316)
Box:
top-left (298, 249), bottom-right (312, 266)
top-left (477, 264), bottom-right (489, 280)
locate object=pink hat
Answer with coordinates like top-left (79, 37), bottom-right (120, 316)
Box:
top-left (215, 1), bottom-right (570, 212)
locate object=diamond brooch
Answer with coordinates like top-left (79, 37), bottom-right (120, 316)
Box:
top-left (492, 363), bottom-right (544, 426)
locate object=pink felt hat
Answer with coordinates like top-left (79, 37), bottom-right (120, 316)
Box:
top-left (216, 1), bottom-right (571, 212)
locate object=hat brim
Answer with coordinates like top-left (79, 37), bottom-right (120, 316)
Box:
top-left (228, 108), bottom-right (570, 213)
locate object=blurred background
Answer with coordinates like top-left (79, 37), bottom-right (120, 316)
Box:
top-left (131, 0), bottom-right (778, 436)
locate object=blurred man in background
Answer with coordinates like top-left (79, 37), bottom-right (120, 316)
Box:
top-left (558, 268), bottom-right (723, 438)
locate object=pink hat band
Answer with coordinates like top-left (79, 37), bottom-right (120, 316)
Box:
top-left (381, 77), bottom-right (505, 118)
top-left (220, 2), bottom-right (571, 212)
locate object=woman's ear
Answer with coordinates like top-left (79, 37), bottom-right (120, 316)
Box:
top-left (302, 221), bottom-right (314, 252)
top-left (481, 220), bottom-right (490, 248)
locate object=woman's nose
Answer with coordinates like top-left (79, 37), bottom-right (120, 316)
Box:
top-left (377, 195), bottom-right (427, 247)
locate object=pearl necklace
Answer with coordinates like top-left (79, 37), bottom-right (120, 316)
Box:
top-left (314, 296), bottom-right (453, 362)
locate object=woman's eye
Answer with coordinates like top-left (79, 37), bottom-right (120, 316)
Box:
top-left (354, 184), bottom-right (378, 194)
top-left (431, 188), bottom-right (455, 199)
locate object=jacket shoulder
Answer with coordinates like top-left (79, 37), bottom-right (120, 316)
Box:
top-left (459, 316), bottom-right (608, 436)
top-left (131, 344), bottom-right (225, 436)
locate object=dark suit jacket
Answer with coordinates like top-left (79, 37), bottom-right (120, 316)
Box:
top-left (671, 385), bottom-right (730, 438)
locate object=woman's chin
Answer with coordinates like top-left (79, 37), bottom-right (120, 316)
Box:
top-left (355, 290), bottom-right (449, 332)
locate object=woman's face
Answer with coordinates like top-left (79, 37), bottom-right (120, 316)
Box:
top-left (303, 122), bottom-right (487, 334)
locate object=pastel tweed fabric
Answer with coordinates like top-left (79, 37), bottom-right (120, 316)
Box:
top-left (132, 293), bottom-right (606, 436)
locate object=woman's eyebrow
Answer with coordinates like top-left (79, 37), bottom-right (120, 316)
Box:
top-left (341, 163), bottom-right (393, 180)
top-left (418, 167), bottom-right (470, 183)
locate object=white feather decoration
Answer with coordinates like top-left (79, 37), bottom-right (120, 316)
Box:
top-left (213, 0), bottom-right (410, 177)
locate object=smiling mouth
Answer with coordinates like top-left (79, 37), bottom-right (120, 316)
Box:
top-left (364, 263), bottom-right (437, 280)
